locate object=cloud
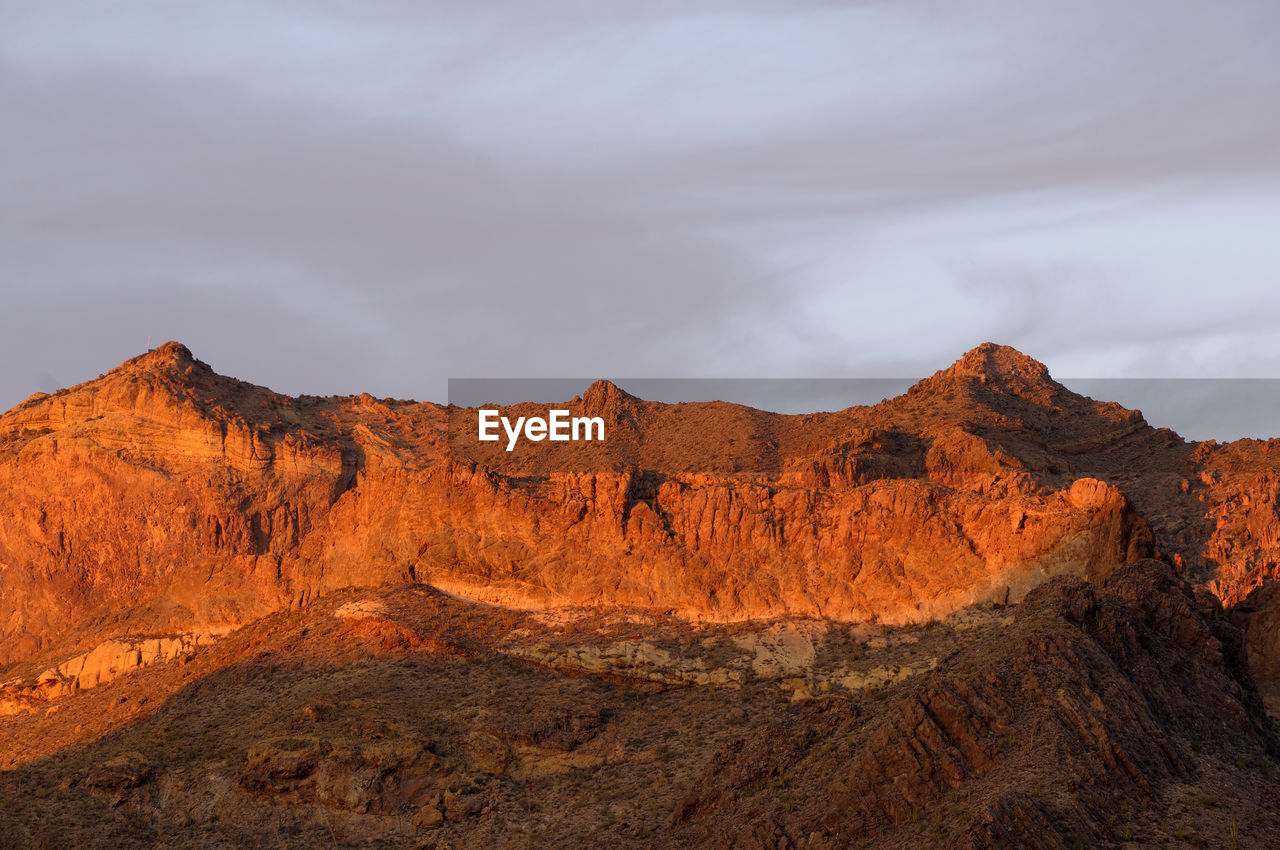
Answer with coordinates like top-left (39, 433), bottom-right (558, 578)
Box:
top-left (0, 62), bottom-right (777, 402)
top-left (1, 0), bottom-right (1279, 434)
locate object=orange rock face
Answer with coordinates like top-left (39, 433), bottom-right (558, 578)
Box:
top-left (0, 340), bottom-right (1272, 670)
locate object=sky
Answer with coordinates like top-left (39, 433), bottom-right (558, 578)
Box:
top-left (3, 1), bottom-right (1280, 437)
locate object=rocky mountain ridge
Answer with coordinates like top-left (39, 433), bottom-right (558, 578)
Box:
top-left (0, 342), bottom-right (1278, 690)
top-left (5, 341), bottom-right (1280, 847)
top-left (0, 341), bottom-right (1176, 666)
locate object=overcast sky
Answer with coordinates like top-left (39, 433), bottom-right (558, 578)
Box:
top-left (3, 2), bottom-right (1280, 436)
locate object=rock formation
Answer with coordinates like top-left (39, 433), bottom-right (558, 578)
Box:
top-left (675, 560), bottom-right (1279, 848)
top-left (3, 337), bottom-right (1280, 847)
top-left (0, 341), bottom-right (1165, 667)
top-left (1, 566), bottom-right (1277, 848)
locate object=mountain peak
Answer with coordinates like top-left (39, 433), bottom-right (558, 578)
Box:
top-left (577, 379), bottom-right (639, 418)
top-left (902, 343), bottom-right (1066, 408)
top-left (929, 342), bottom-right (1064, 396)
top-left (944, 342), bottom-right (1053, 384)
top-left (581, 379), bottom-right (635, 403)
top-left (123, 341), bottom-right (200, 373)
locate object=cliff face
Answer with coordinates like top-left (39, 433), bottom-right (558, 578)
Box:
top-left (0, 342), bottom-right (1170, 667)
top-left (0, 343), bottom-right (369, 663)
top-left (6, 342), bottom-right (1280, 848)
top-left (0, 340), bottom-right (1274, 674)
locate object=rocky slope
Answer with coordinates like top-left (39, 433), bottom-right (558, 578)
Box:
top-left (0, 341), bottom-right (1163, 670)
top-left (1, 562), bottom-right (1277, 848)
top-left (4, 341), bottom-right (1280, 847)
top-left (675, 559), bottom-right (1279, 848)
top-left (6, 342), bottom-right (1280, 693)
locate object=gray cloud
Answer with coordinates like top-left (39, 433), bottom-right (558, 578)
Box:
top-left (2, 0), bottom-right (1280, 440)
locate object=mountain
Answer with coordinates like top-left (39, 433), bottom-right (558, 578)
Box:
top-left (3, 341), bottom-right (1280, 847)
top-left (0, 341), bottom-right (1164, 665)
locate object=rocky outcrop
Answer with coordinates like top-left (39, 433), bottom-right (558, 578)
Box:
top-left (1198, 444), bottom-right (1280, 603)
top-left (0, 342), bottom-right (1168, 670)
top-left (674, 560), bottom-right (1279, 848)
top-left (238, 733), bottom-right (443, 814)
top-left (0, 562), bottom-right (1277, 849)
top-left (1231, 581), bottom-right (1280, 713)
top-left (398, 463), bottom-right (1152, 626)
top-left (0, 630), bottom-right (221, 715)
top-left (9, 339), bottom-right (1280, 711)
